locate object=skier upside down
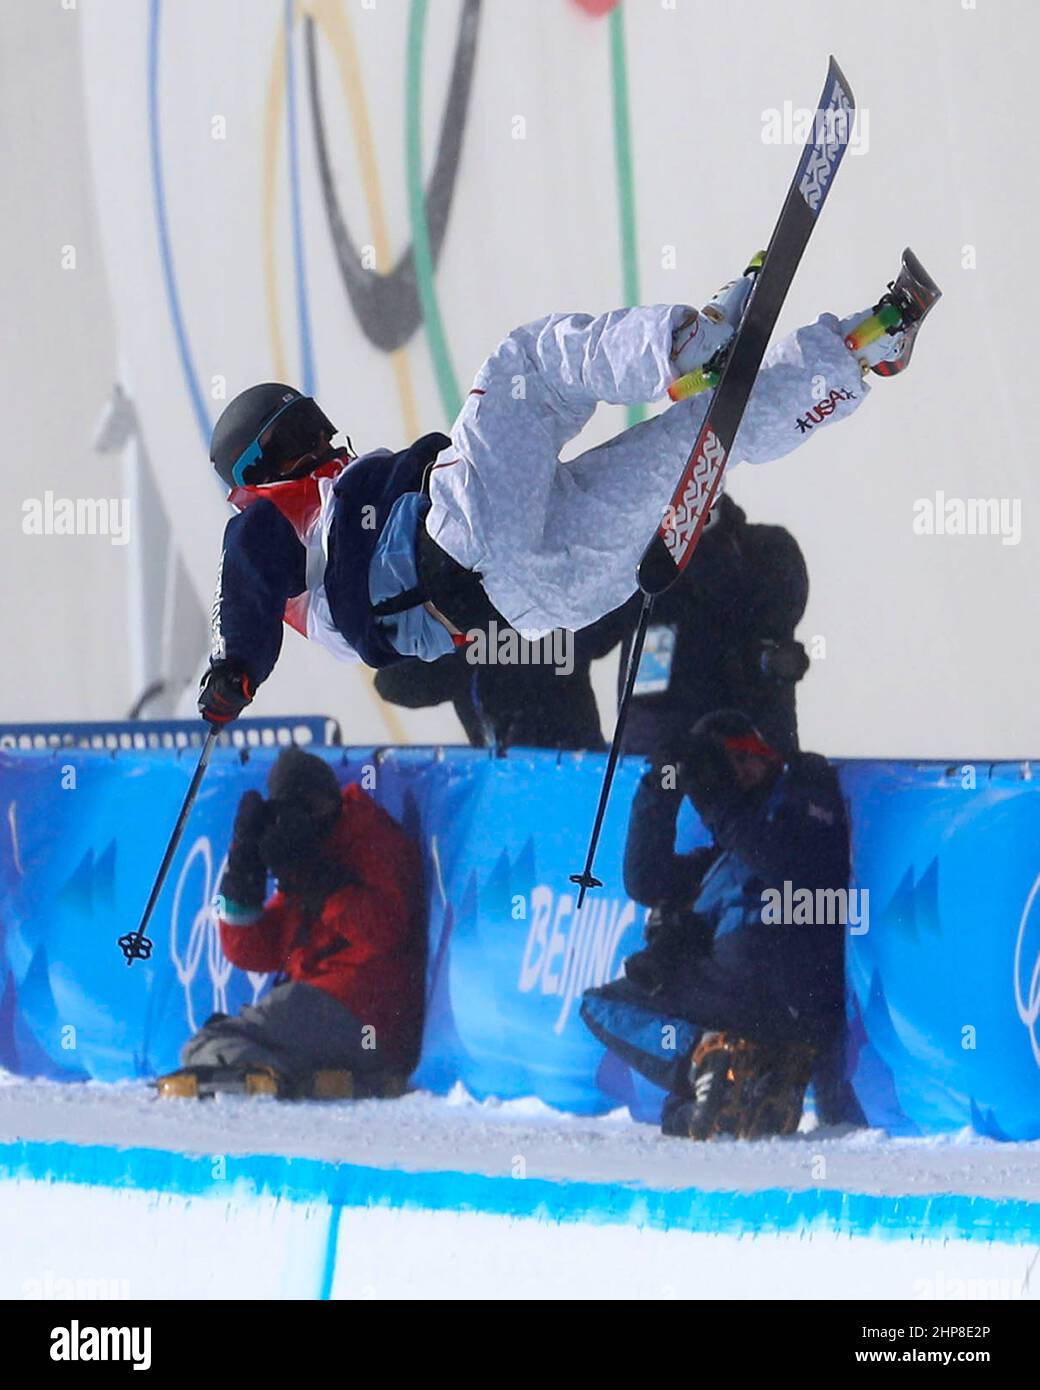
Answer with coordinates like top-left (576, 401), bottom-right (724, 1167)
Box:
top-left (199, 251), bottom-right (940, 724)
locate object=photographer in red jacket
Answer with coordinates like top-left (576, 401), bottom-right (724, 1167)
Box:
top-left (166, 748), bottom-right (425, 1098)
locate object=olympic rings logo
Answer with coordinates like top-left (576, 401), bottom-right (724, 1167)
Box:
top-left (1014, 873), bottom-right (1040, 1068)
top-left (169, 835), bottom-right (268, 1033)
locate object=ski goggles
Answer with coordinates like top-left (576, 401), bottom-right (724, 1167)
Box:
top-left (231, 395), bottom-right (334, 487)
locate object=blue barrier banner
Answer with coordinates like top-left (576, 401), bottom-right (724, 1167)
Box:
top-left (1, 746), bottom-right (1039, 1138)
top-left (412, 751), bottom-right (647, 1113)
top-left (0, 746), bottom-right (375, 1081)
top-left (843, 761), bottom-right (1040, 1141)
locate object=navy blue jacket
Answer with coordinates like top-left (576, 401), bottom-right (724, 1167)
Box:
top-left (325, 433), bottom-right (449, 668)
top-left (213, 433), bottom-right (450, 680)
top-left (624, 754), bottom-right (850, 1038)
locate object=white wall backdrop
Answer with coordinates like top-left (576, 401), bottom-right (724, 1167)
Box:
top-left (4, 0), bottom-right (1037, 755)
top-left (0, 0), bottom-right (125, 721)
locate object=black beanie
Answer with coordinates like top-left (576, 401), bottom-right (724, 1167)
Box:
top-left (266, 747), bottom-right (341, 804)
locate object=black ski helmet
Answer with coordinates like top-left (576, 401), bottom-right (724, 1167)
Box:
top-left (210, 383), bottom-right (337, 488)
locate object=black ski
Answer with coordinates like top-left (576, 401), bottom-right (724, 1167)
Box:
top-left (639, 55), bottom-right (856, 593)
top-left (572, 57), bottom-right (856, 906)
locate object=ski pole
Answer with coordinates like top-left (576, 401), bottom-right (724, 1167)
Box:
top-left (118, 725), bottom-right (220, 966)
top-left (570, 593), bottom-right (654, 908)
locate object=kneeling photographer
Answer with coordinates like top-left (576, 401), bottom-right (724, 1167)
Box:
top-left (160, 747), bottom-right (425, 1100)
top-left (582, 710), bottom-right (853, 1140)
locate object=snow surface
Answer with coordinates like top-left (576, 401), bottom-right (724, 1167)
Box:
top-left (10, 1184), bottom-right (1038, 1301)
top-left (2, 1071), bottom-right (1039, 1200)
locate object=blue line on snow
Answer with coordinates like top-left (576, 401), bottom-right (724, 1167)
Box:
top-left (147, 0), bottom-right (212, 449)
top-left (284, 0), bottom-right (315, 396)
top-left (320, 1203), bottom-right (343, 1299)
top-left (0, 1139), bottom-right (1037, 1247)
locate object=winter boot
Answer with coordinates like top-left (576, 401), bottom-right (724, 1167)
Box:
top-left (156, 1065), bottom-right (284, 1099)
top-left (157, 1065), bottom-right (410, 1102)
top-left (661, 1031), bottom-right (757, 1139)
top-left (297, 1069), bottom-right (409, 1100)
top-left (736, 1041), bottom-right (816, 1139)
top-left (352, 1070), bottom-right (410, 1100)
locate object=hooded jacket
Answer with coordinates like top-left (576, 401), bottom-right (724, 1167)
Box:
top-left (218, 784), bottom-right (426, 1069)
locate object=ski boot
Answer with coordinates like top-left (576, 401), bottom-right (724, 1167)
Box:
top-left (156, 1065), bottom-right (284, 1100)
top-left (703, 251), bottom-right (766, 330)
top-left (669, 252), bottom-right (766, 401)
top-left (842, 247), bottom-right (942, 376)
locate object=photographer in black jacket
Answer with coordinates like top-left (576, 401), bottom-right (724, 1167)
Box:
top-left (617, 493), bottom-right (809, 760)
top-left (582, 709), bottom-right (854, 1140)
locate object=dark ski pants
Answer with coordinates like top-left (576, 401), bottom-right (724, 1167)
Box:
top-left (582, 956), bottom-right (859, 1125)
top-left (582, 937), bottom-right (835, 1094)
top-left (180, 981), bottom-right (384, 1081)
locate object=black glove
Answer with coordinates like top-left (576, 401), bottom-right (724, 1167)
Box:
top-left (199, 661), bottom-right (254, 726)
top-left (218, 790), bottom-right (269, 911)
top-left (675, 733), bottom-right (739, 821)
top-left (624, 904), bottom-right (713, 994)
